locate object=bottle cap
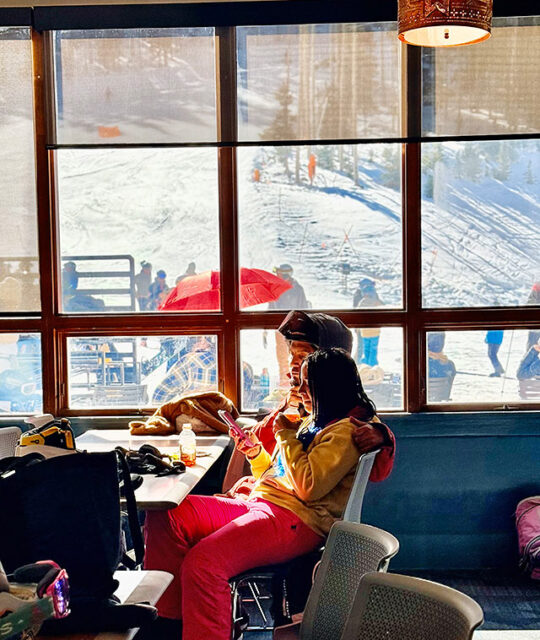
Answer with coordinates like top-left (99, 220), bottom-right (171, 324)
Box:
top-left (183, 423), bottom-right (192, 430)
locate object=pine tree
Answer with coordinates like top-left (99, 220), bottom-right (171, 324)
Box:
top-left (261, 55), bottom-right (296, 141)
top-left (261, 51), bottom-right (296, 178)
top-left (525, 159), bottom-right (535, 185)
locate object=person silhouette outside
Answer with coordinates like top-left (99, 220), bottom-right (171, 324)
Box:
top-left (152, 336), bottom-right (216, 404)
top-left (485, 330), bottom-right (504, 377)
top-left (62, 261), bottom-right (79, 297)
top-left (134, 261), bottom-right (152, 310)
top-left (353, 278), bottom-right (383, 366)
top-left (308, 154), bottom-right (317, 186)
top-left (148, 270), bottom-right (168, 310)
top-left (175, 262), bottom-right (197, 285)
top-left (269, 264), bottom-right (309, 388)
top-left (517, 338), bottom-right (540, 380)
top-left (427, 332), bottom-right (456, 401)
top-left (62, 261), bottom-right (105, 312)
top-left (525, 282), bottom-right (540, 351)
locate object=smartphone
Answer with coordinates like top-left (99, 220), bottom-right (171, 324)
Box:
top-left (218, 410), bottom-right (255, 447)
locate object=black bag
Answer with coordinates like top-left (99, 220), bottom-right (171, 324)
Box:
top-left (0, 451), bottom-right (155, 633)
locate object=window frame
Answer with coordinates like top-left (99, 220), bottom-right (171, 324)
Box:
top-left (0, 6), bottom-right (538, 416)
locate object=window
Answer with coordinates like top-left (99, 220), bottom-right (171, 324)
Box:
top-left (0, 333), bottom-right (42, 413)
top-left (56, 148), bottom-right (220, 313)
top-left (422, 18), bottom-right (540, 137)
top-left (237, 144), bottom-right (403, 311)
top-left (2, 8), bottom-right (539, 415)
top-left (241, 327), bottom-right (403, 412)
top-left (67, 335), bottom-right (218, 409)
top-left (53, 28), bottom-right (217, 144)
top-left (0, 27), bottom-right (40, 312)
top-left (426, 329), bottom-right (540, 404)
top-left (237, 23), bottom-right (401, 141)
top-left (421, 139), bottom-right (540, 308)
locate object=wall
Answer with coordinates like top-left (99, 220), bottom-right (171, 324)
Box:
top-left (363, 412), bottom-right (540, 570)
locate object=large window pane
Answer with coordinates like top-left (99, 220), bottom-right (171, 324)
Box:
top-left (0, 333), bottom-right (42, 413)
top-left (67, 335), bottom-right (218, 409)
top-left (422, 17), bottom-right (540, 136)
top-left (241, 327), bottom-right (403, 412)
top-left (0, 28), bottom-right (40, 312)
top-left (422, 140), bottom-right (540, 308)
top-left (54, 28), bottom-right (217, 144)
top-left (238, 144), bottom-right (402, 310)
top-left (237, 23), bottom-right (401, 141)
top-left (427, 330), bottom-right (540, 404)
top-left (56, 148), bottom-right (220, 313)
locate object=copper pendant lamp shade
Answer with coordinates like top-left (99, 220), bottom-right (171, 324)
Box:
top-left (398, 0), bottom-right (493, 47)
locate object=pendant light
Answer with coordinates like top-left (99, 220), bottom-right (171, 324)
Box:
top-left (398, 0), bottom-right (493, 47)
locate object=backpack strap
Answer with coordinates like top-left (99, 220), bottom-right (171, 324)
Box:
top-left (115, 450), bottom-right (144, 568)
top-left (0, 453), bottom-right (45, 478)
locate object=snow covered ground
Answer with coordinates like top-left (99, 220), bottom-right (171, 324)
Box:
top-left (54, 138), bottom-right (540, 408)
top-left (1, 136), bottom-right (538, 410)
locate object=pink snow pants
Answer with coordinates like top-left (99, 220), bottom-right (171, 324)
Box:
top-left (144, 495), bottom-right (323, 640)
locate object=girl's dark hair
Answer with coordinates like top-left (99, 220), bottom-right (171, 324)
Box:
top-left (305, 347), bottom-right (376, 430)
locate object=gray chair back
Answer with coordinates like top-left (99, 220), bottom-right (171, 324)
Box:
top-left (0, 426), bottom-right (22, 460)
top-left (342, 449), bottom-right (379, 524)
top-left (299, 521), bottom-right (399, 640)
top-left (342, 572), bottom-right (484, 640)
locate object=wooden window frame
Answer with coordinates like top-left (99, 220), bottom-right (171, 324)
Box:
top-left (0, 14), bottom-right (538, 416)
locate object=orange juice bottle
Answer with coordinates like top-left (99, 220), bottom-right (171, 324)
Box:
top-left (179, 424), bottom-right (196, 466)
top-left (283, 407), bottom-right (301, 422)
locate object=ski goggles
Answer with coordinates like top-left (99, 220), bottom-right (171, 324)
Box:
top-left (37, 566), bottom-right (70, 619)
top-left (11, 560), bottom-right (70, 619)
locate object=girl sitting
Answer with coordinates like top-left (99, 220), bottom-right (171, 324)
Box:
top-left (144, 347), bottom-right (382, 640)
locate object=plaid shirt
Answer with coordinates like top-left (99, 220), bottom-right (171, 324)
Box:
top-left (152, 348), bottom-right (217, 404)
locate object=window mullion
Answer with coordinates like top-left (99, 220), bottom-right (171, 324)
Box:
top-left (32, 29), bottom-right (59, 415)
top-left (216, 26), bottom-right (240, 406)
top-left (402, 42), bottom-right (423, 412)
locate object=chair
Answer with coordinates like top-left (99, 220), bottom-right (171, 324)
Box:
top-left (273, 522), bottom-right (399, 640)
top-left (0, 426), bottom-right (22, 460)
top-left (427, 375), bottom-right (454, 402)
top-left (230, 449), bottom-right (381, 635)
top-left (340, 572), bottom-right (484, 640)
top-left (519, 377), bottom-right (540, 400)
top-left (342, 449), bottom-right (379, 524)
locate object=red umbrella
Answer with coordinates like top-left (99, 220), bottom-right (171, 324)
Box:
top-left (158, 268), bottom-right (293, 311)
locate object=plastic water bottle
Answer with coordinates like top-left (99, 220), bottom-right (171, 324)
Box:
top-left (179, 424), bottom-right (196, 467)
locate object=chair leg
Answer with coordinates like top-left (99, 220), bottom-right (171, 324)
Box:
top-left (232, 576), bottom-right (276, 631)
top-left (247, 581), bottom-right (269, 627)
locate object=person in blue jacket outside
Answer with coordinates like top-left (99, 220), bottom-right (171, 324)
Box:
top-left (485, 330), bottom-right (504, 377)
top-left (517, 339), bottom-right (540, 380)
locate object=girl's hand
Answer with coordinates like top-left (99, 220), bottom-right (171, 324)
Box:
top-left (274, 412), bottom-right (302, 435)
top-left (350, 419), bottom-right (385, 453)
top-left (228, 428), bottom-right (262, 459)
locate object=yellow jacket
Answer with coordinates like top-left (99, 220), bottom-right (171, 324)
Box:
top-left (248, 417), bottom-right (360, 537)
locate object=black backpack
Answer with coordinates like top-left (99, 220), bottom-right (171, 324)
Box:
top-left (0, 451), bottom-right (156, 633)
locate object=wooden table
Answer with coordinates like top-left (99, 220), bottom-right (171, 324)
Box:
top-left (39, 570), bottom-right (173, 640)
top-left (76, 430), bottom-right (230, 510)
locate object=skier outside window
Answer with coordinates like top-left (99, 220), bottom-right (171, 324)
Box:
top-left (525, 282), bottom-right (540, 351)
top-left (485, 330), bottom-right (504, 377)
top-left (148, 270), bottom-right (169, 310)
top-left (152, 336), bottom-right (217, 404)
top-left (269, 264), bottom-right (309, 388)
top-left (134, 261), bottom-right (152, 310)
top-left (353, 278), bottom-right (383, 367)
